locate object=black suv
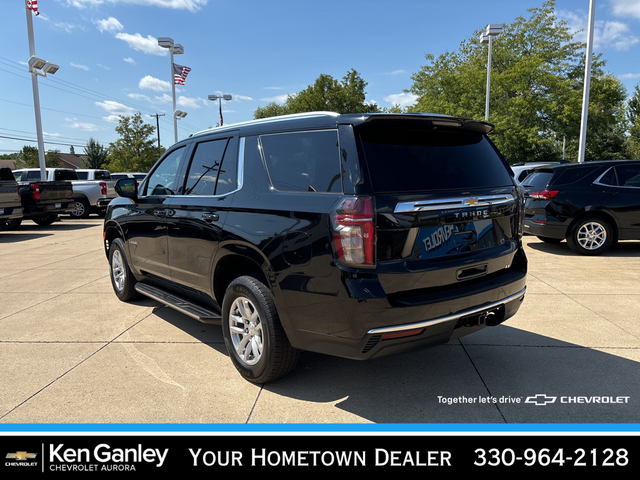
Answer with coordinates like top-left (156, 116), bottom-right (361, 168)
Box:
top-left (523, 160), bottom-right (640, 255)
top-left (104, 112), bottom-right (527, 383)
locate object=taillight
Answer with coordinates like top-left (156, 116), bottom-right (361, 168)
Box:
top-left (530, 189), bottom-right (560, 200)
top-left (30, 183), bottom-right (41, 201)
top-left (331, 196), bottom-right (375, 267)
top-left (100, 182), bottom-right (107, 195)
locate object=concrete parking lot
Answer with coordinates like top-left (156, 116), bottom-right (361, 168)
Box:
top-left (0, 217), bottom-right (639, 427)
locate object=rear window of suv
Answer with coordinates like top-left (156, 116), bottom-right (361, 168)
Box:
top-left (357, 126), bottom-right (513, 192)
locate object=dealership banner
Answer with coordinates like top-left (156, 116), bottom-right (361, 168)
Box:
top-left (1, 434), bottom-right (636, 473)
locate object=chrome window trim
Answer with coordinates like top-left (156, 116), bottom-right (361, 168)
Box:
top-left (394, 194), bottom-right (515, 214)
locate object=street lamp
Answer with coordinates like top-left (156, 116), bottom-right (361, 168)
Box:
top-left (208, 94), bottom-right (232, 126)
top-left (174, 110), bottom-right (187, 139)
top-left (480, 23), bottom-right (503, 122)
top-left (25, 6), bottom-right (59, 181)
top-left (158, 37), bottom-right (184, 143)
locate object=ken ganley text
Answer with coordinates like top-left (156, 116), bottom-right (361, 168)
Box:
top-left (190, 448), bottom-right (452, 467)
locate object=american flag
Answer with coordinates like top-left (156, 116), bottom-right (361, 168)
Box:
top-left (173, 63), bottom-right (191, 85)
top-left (26, 0), bottom-right (39, 15)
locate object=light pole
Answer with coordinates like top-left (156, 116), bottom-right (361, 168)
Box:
top-left (208, 94), bottom-right (232, 126)
top-left (25, 5), bottom-right (59, 180)
top-left (578, 0), bottom-right (596, 163)
top-left (158, 37), bottom-right (184, 143)
top-left (480, 23), bottom-right (503, 122)
top-left (174, 110), bottom-right (187, 139)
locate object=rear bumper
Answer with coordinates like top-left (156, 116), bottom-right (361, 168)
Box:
top-left (25, 201), bottom-right (74, 216)
top-left (524, 217), bottom-right (569, 239)
top-left (283, 253), bottom-right (527, 360)
top-left (96, 197), bottom-right (116, 208)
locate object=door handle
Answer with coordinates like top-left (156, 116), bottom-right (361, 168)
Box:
top-left (154, 209), bottom-right (167, 218)
top-left (202, 213), bottom-right (219, 222)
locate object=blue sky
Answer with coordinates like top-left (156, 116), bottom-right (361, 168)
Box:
top-left (2, 0), bottom-right (640, 156)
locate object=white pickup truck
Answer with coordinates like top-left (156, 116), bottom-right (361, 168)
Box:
top-left (12, 168), bottom-right (117, 218)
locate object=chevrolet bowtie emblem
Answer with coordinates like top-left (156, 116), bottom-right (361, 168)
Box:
top-left (464, 197), bottom-right (479, 206)
top-left (6, 451), bottom-right (37, 460)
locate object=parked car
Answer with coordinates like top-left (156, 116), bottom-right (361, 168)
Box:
top-left (74, 168), bottom-right (112, 181)
top-left (522, 160), bottom-right (640, 255)
top-left (11, 168), bottom-right (74, 227)
top-left (510, 162), bottom-right (563, 183)
top-left (110, 172), bottom-right (147, 182)
top-left (104, 112), bottom-right (527, 383)
top-left (0, 167), bottom-right (23, 230)
top-left (13, 168), bottom-right (116, 218)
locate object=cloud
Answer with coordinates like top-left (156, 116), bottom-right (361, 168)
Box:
top-left (177, 96), bottom-right (207, 109)
top-left (123, 57), bottom-right (136, 65)
top-left (70, 63), bottom-right (90, 71)
top-left (154, 93), bottom-right (173, 104)
top-left (559, 10), bottom-right (640, 51)
top-left (115, 33), bottom-right (167, 56)
top-left (384, 69), bottom-right (408, 75)
top-left (260, 94), bottom-right (290, 103)
top-left (139, 75), bottom-right (171, 92)
top-left (95, 100), bottom-right (135, 121)
top-left (619, 73), bottom-right (640, 79)
top-left (127, 93), bottom-right (151, 101)
top-left (66, 0), bottom-right (208, 12)
top-left (383, 92), bottom-right (418, 108)
top-left (64, 121), bottom-right (100, 132)
top-left (96, 17), bottom-right (124, 33)
top-left (611, 0), bottom-right (640, 19)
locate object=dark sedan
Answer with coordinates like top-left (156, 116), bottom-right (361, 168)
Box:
top-left (523, 160), bottom-right (640, 255)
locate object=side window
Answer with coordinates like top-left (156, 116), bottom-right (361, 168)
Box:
top-left (615, 165), bottom-right (640, 188)
top-left (597, 167), bottom-right (617, 186)
top-left (215, 137), bottom-right (239, 195)
top-left (182, 139), bottom-right (229, 195)
top-left (144, 146), bottom-right (186, 196)
top-left (259, 130), bottom-right (342, 193)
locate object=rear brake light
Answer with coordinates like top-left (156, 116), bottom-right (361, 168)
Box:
top-left (100, 182), bottom-right (107, 195)
top-left (30, 183), bottom-right (41, 201)
top-left (331, 196), bottom-right (375, 267)
top-left (530, 189), bottom-right (560, 199)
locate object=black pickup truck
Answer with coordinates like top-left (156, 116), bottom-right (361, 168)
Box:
top-left (0, 168), bottom-right (23, 230)
top-left (9, 168), bottom-right (74, 227)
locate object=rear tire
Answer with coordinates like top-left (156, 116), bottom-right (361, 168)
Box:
top-left (566, 216), bottom-right (614, 255)
top-left (31, 214), bottom-right (56, 226)
top-left (536, 236), bottom-right (562, 244)
top-left (4, 218), bottom-right (22, 230)
top-left (108, 237), bottom-right (139, 301)
top-left (221, 276), bottom-right (299, 383)
top-left (70, 198), bottom-right (91, 219)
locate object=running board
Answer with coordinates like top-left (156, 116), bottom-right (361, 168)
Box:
top-left (135, 283), bottom-right (222, 324)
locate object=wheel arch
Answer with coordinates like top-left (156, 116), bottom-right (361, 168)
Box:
top-left (566, 208), bottom-right (619, 242)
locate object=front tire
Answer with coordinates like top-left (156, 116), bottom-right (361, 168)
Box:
top-left (108, 237), bottom-right (139, 301)
top-left (221, 276), bottom-right (299, 383)
top-left (567, 216), bottom-right (614, 255)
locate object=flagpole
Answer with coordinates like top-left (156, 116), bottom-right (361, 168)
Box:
top-left (25, 4), bottom-right (47, 181)
top-left (170, 49), bottom-right (178, 143)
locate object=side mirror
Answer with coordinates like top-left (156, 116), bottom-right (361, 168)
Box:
top-left (115, 178), bottom-right (138, 198)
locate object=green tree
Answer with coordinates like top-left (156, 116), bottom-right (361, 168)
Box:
top-left (407, 0), bottom-right (627, 163)
top-left (626, 84), bottom-right (640, 159)
top-left (84, 138), bottom-right (109, 169)
top-left (14, 145), bottom-right (62, 168)
top-left (254, 69), bottom-right (380, 119)
top-left (104, 113), bottom-right (164, 172)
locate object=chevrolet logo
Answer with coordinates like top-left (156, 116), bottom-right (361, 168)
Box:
top-left (464, 197), bottom-right (479, 207)
top-left (525, 394), bottom-right (557, 406)
top-left (6, 451), bottom-right (37, 460)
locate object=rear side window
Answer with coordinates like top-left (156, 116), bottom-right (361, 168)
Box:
top-left (521, 170), bottom-right (554, 191)
top-left (260, 130), bottom-right (342, 193)
top-left (357, 126), bottom-right (513, 192)
top-left (554, 166), bottom-right (597, 185)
